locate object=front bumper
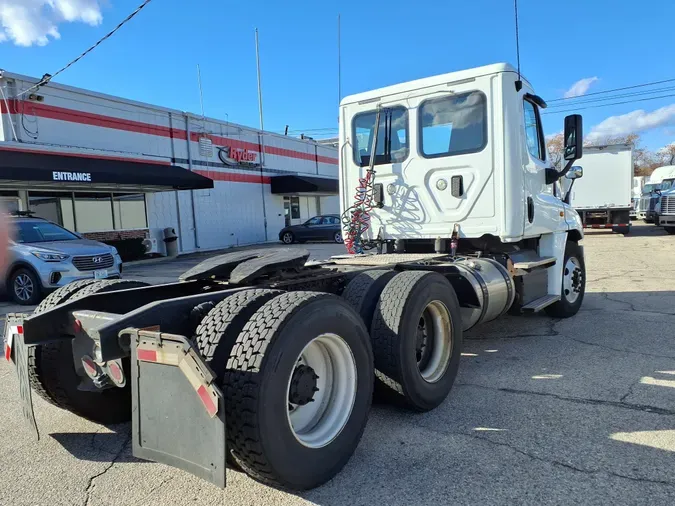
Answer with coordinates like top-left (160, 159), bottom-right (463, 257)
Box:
top-left (35, 254), bottom-right (123, 289)
top-left (661, 214), bottom-right (675, 226)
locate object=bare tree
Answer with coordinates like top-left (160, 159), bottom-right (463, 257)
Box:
top-left (546, 133), bottom-right (564, 169)
top-left (658, 143), bottom-right (675, 165)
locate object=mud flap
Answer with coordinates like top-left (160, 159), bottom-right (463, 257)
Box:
top-left (4, 314), bottom-right (39, 441)
top-left (127, 329), bottom-right (226, 488)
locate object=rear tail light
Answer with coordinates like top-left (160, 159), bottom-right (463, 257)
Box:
top-left (81, 355), bottom-right (99, 379)
top-left (106, 360), bottom-right (126, 387)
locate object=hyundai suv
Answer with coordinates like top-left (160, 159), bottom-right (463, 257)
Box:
top-left (2, 216), bottom-right (123, 305)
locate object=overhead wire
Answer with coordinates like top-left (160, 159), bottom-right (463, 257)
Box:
top-left (16, 0), bottom-right (154, 98)
top-left (542, 92), bottom-right (675, 115)
top-left (546, 77), bottom-right (675, 103)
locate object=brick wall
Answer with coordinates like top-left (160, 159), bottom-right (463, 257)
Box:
top-left (82, 229), bottom-right (148, 242)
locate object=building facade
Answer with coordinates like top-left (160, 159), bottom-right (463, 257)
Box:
top-left (0, 71), bottom-right (339, 255)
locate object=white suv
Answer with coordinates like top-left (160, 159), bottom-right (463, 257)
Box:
top-left (2, 216), bottom-right (123, 305)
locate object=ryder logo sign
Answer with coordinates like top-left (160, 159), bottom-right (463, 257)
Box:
top-left (218, 146), bottom-right (259, 168)
top-left (53, 171), bottom-right (92, 182)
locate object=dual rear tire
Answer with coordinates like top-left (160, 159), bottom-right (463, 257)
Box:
top-left (28, 279), bottom-right (149, 424)
top-left (343, 269), bottom-right (463, 412)
top-left (195, 290), bottom-right (373, 490)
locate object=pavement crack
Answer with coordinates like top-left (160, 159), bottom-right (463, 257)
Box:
top-left (620, 376), bottom-right (641, 403)
top-left (82, 432), bottom-right (131, 506)
top-left (457, 383), bottom-right (675, 416)
top-left (132, 477), bottom-right (173, 505)
top-left (415, 423), bottom-right (675, 487)
top-left (601, 293), bottom-right (637, 312)
top-left (563, 335), bottom-right (675, 359)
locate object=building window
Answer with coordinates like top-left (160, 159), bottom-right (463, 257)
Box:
top-left (0, 191), bottom-right (21, 214)
top-left (28, 192), bottom-right (76, 230)
top-left (419, 91), bottom-right (487, 158)
top-left (290, 196), bottom-right (301, 219)
top-left (73, 193), bottom-right (114, 233)
top-left (27, 191), bottom-right (148, 233)
top-left (353, 106), bottom-right (409, 166)
top-left (113, 193), bottom-right (148, 229)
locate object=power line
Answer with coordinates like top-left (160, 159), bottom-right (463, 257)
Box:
top-left (17, 0), bottom-right (154, 98)
top-left (546, 77), bottom-right (675, 103)
top-left (542, 92), bottom-right (675, 115)
top-left (546, 85), bottom-right (675, 109)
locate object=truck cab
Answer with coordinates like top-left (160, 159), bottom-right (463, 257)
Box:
top-left (339, 63), bottom-right (585, 316)
top-left (654, 178), bottom-right (675, 225)
top-left (339, 63), bottom-right (583, 247)
top-left (659, 185), bottom-right (675, 234)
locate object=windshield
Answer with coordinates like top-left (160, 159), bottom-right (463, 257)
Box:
top-left (660, 179), bottom-right (675, 190)
top-left (643, 184), bottom-right (659, 193)
top-left (15, 221), bottom-right (79, 243)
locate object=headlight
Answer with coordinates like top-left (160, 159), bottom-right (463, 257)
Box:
top-left (110, 246), bottom-right (119, 255)
top-left (32, 251), bottom-right (69, 262)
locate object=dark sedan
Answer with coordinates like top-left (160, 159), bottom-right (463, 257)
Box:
top-left (279, 215), bottom-right (343, 244)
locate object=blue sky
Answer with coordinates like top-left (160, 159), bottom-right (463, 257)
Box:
top-left (1, 0), bottom-right (675, 150)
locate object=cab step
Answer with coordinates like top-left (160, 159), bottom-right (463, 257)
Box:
top-left (521, 294), bottom-right (561, 313)
top-left (510, 251), bottom-right (556, 274)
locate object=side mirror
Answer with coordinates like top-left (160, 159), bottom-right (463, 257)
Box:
top-left (565, 166), bottom-right (583, 180)
top-left (563, 114), bottom-right (583, 161)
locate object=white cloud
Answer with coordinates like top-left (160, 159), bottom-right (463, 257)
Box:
top-left (563, 77), bottom-right (599, 98)
top-left (587, 104), bottom-right (675, 142)
top-left (0, 0), bottom-right (103, 47)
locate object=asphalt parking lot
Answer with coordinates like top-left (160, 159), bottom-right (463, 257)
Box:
top-left (1, 225), bottom-right (674, 505)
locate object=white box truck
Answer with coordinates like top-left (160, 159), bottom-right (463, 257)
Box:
top-left (569, 144), bottom-right (633, 234)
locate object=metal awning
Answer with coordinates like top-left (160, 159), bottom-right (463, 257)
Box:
top-left (270, 175), bottom-right (338, 195)
top-left (0, 149), bottom-right (213, 191)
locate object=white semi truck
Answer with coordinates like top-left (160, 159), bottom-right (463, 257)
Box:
top-left (4, 63), bottom-right (586, 492)
top-left (631, 175), bottom-right (646, 218)
top-left (658, 186), bottom-right (675, 234)
top-left (567, 144), bottom-right (632, 234)
top-left (638, 165), bottom-right (675, 223)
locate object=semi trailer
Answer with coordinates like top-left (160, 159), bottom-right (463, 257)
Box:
top-left (567, 144), bottom-right (632, 234)
top-left (4, 63), bottom-right (587, 492)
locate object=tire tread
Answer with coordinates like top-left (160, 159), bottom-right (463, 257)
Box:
top-left (224, 291), bottom-right (338, 489)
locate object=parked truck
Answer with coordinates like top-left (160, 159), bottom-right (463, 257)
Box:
top-left (631, 175), bottom-right (646, 218)
top-left (4, 63), bottom-right (587, 492)
top-left (567, 144), bottom-right (632, 234)
top-left (658, 186), bottom-right (675, 234)
top-left (639, 165), bottom-right (675, 223)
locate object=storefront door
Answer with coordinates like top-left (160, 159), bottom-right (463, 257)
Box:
top-left (284, 200), bottom-right (291, 227)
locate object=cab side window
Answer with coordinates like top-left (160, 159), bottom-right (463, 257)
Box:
top-left (524, 100), bottom-right (546, 161)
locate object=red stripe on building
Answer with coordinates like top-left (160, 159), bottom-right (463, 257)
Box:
top-left (0, 145), bottom-right (171, 165)
top-left (1, 100), bottom-right (187, 140)
top-left (1, 100), bottom-right (339, 165)
top-left (195, 169), bottom-right (271, 184)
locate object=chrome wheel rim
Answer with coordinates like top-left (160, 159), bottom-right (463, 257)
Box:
top-left (283, 233), bottom-right (293, 244)
top-left (416, 301), bottom-right (453, 383)
top-left (563, 257), bottom-right (583, 304)
top-left (14, 274), bottom-right (34, 302)
top-left (286, 333), bottom-right (357, 448)
top-left (334, 232), bottom-right (343, 243)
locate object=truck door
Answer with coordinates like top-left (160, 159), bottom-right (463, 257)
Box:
top-left (521, 97), bottom-right (565, 236)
